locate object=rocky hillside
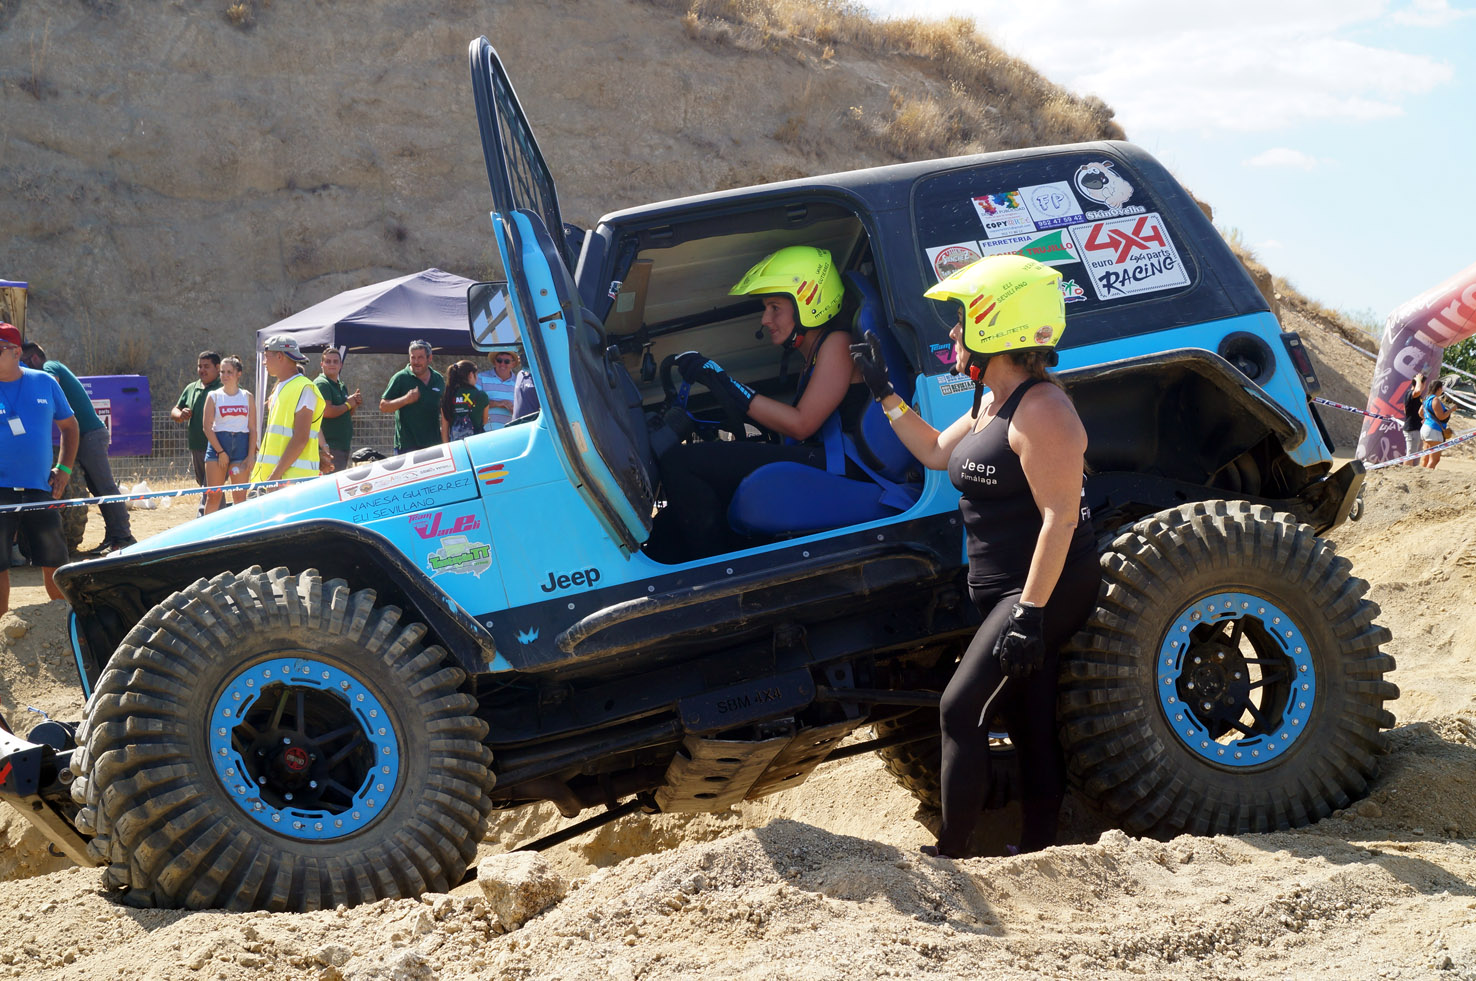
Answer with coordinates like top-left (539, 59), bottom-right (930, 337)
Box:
top-left (1, 0), bottom-right (1119, 402)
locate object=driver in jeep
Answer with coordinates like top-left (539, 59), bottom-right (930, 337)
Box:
top-left (644, 245), bottom-right (868, 562)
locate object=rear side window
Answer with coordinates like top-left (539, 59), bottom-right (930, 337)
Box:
top-left (912, 151), bottom-right (1199, 345)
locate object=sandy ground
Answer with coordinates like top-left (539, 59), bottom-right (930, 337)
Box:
top-left (3, 373), bottom-right (1476, 979)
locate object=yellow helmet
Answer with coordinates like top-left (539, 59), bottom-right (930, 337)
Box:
top-left (924, 254), bottom-right (1065, 360)
top-left (730, 245), bottom-right (844, 330)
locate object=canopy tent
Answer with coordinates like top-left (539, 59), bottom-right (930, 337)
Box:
top-left (252, 267), bottom-right (516, 404)
top-left (0, 280), bottom-right (26, 336)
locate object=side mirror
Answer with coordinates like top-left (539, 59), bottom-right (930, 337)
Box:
top-left (467, 281), bottom-right (515, 351)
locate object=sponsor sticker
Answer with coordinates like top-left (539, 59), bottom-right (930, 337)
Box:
top-left (926, 242), bottom-right (984, 280)
top-left (936, 375), bottom-right (974, 396)
top-left (930, 342), bottom-right (956, 367)
top-left (1074, 160), bottom-right (1135, 209)
top-left (426, 534), bottom-right (493, 578)
top-left (975, 228), bottom-right (1081, 267)
top-left (971, 191), bottom-right (1036, 239)
top-left (1059, 278), bottom-right (1087, 303)
top-left (1019, 181), bottom-right (1085, 229)
top-left (1068, 212), bottom-right (1190, 300)
top-left (337, 446), bottom-right (455, 500)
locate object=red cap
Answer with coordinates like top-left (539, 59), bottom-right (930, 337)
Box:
top-left (0, 323), bottom-right (20, 348)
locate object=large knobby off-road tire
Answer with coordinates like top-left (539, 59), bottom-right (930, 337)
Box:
top-left (61, 462), bottom-right (88, 552)
top-left (1059, 501), bottom-right (1398, 837)
top-left (70, 566), bottom-right (495, 911)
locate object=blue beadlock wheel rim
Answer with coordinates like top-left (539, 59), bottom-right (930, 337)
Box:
top-left (208, 657), bottom-right (402, 839)
top-left (1157, 591), bottom-right (1316, 768)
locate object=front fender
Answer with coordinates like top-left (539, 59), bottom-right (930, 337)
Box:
top-left (57, 520), bottom-right (497, 693)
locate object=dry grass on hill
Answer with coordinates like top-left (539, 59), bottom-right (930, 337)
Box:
top-left (658, 0), bottom-right (1124, 160)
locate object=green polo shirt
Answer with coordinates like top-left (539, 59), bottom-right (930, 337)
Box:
top-left (42, 360), bottom-right (105, 436)
top-left (314, 373), bottom-right (353, 451)
top-left (176, 377), bottom-right (222, 451)
top-left (381, 366), bottom-right (444, 452)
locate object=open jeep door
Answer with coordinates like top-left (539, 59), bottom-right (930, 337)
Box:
top-left (469, 38), bottom-right (654, 551)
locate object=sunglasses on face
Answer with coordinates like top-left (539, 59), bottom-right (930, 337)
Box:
top-left (495, 358), bottom-right (513, 365)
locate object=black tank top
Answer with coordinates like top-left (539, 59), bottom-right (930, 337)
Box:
top-left (794, 326), bottom-right (870, 439)
top-left (948, 378), bottom-right (1094, 586)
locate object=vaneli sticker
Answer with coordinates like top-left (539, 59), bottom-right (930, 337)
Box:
top-left (926, 242), bottom-right (983, 280)
top-left (976, 229), bottom-right (1081, 267)
top-left (1019, 181), bottom-right (1085, 229)
top-left (971, 191), bottom-right (1036, 239)
top-left (1068, 212), bottom-right (1189, 300)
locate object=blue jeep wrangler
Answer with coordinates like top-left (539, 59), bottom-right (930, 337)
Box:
top-left (0, 39), bottom-right (1395, 911)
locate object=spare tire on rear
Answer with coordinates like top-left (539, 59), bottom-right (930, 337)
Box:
top-left (1058, 501), bottom-right (1398, 837)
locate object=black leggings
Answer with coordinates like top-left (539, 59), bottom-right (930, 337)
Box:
top-left (936, 554), bottom-right (1101, 855)
top-left (646, 440), bottom-right (825, 562)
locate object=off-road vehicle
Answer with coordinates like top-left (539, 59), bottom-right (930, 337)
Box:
top-left (0, 39), bottom-right (1395, 911)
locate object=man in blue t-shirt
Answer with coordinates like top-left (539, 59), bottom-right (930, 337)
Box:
top-left (0, 323), bottom-right (79, 617)
top-left (22, 341), bottom-right (135, 554)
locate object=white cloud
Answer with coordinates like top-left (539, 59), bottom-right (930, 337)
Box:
top-left (1392, 0), bottom-right (1475, 27)
top-left (858, 1), bottom-right (1456, 135)
top-left (1244, 148), bottom-right (1323, 170)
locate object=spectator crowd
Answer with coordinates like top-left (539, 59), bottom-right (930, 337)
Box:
top-left (3, 331), bottom-right (535, 581)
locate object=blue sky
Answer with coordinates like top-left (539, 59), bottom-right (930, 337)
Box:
top-left (859, 0), bottom-right (1475, 326)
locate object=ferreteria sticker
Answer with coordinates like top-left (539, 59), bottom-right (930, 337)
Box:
top-left (426, 534), bottom-right (493, 578)
top-left (976, 228), bottom-right (1080, 267)
top-left (1068, 212), bottom-right (1189, 300)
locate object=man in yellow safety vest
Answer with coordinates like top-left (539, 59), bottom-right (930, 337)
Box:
top-left (250, 335), bottom-right (325, 488)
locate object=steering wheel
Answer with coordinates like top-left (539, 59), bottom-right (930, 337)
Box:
top-left (658, 353), bottom-right (750, 440)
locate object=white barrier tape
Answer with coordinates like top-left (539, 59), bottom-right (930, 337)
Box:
top-left (0, 475), bottom-right (319, 515)
top-left (1366, 429), bottom-right (1476, 471)
top-left (1313, 396), bottom-right (1395, 421)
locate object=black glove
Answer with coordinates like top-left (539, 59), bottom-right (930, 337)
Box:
top-left (992, 603), bottom-right (1046, 678)
top-left (849, 331), bottom-right (895, 401)
top-left (675, 351), bottom-right (709, 385)
top-left (675, 351), bottom-right (755, 414)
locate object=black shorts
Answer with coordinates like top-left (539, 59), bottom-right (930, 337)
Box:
top-left (0, 488), bottom-right (69, 569)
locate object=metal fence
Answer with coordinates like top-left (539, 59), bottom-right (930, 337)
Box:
top-left (110, 410), bottom-right (403, 483)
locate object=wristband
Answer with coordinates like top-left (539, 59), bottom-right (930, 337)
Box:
top-left (53, 463), bottom-right (72, 475)
top-left (884, 402), bottom-right (909, 422)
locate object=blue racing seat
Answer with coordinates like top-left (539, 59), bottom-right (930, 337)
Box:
top-left (728, 271), bottom-right (922, 536)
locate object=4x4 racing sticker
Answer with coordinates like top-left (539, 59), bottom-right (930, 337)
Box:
top-left (1068, 212), bottom-right (1189, 300)
top-left (976, 228), bottom-right (1081, 267)
top-left (971, 191), bottom-right (1036, 239)
top-left (426, 534), bottom-right (493, 578)
top-left (1019, 181), bottom-right (1085, 229)
top-left (1074, 160), bottom-right (1146, 220)
top-left (337, 446), bottom-right (456, 500)
top-left (926, 242), bottom-right (984, 280)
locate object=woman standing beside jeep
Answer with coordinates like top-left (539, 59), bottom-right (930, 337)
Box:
top-left (851, 254), bottom-right (1099, 857)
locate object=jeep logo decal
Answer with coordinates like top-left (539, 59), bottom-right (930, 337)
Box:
top-left (541, 567), bottom-right (601, 593)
